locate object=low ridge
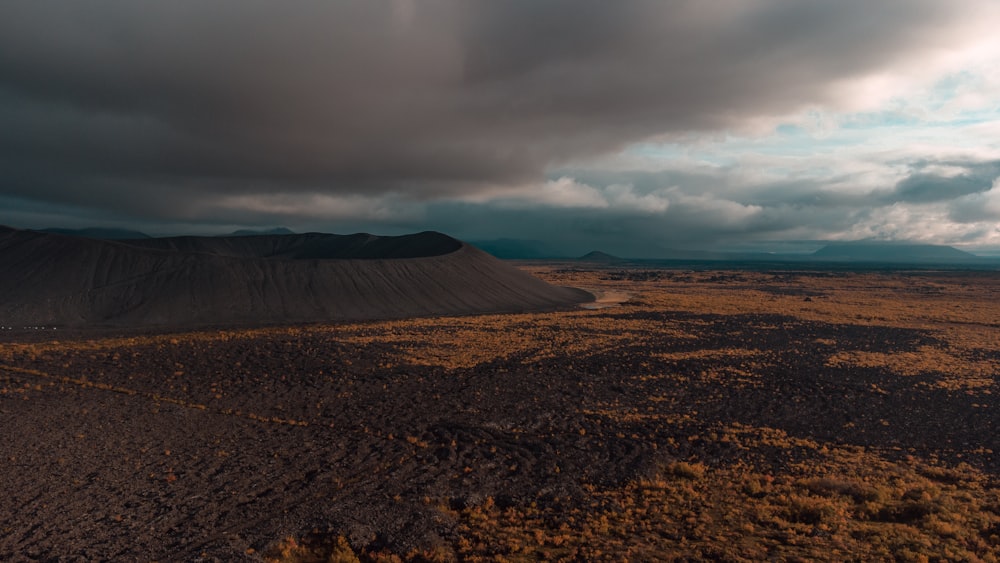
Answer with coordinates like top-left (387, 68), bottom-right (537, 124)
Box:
top-left (120, 231), bottom-right (463, 260)
top-left (229, 227), bottom-right (295, 236)
top-left (39, 227), bottom-right (152, 240)
top-left (813, 242), bottom-right (977, 262)
top-left (0, 227), bottom-right (592, 328)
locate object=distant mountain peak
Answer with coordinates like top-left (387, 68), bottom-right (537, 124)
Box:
top-left (579, 250), bottom-right (622, 262)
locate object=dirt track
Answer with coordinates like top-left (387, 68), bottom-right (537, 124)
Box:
top-left (1, 268), bottom-right (998, 561)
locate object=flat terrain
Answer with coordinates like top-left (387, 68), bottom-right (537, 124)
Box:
top-left (1, 267), bottom-right (998, 561)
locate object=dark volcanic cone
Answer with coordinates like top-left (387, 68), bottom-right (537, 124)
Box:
top-left (0, 226), bottom-right (592, 328)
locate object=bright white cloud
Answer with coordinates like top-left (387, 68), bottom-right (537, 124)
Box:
top-left (665, 189), bottom-right (763, 224)
top-left (490, 177), bottom-right (670, 213)
top-left (604, 184), bottom-right (670, 213)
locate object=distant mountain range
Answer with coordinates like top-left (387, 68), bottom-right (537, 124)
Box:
top-left (39, 226), bottom-right (300, 239)
top-left (496, 241), bottom-right (1000, 265)
top-left (27, 228), bottom-right (1000, 266)
top-left (229, 227), bottom-right (295, 236)
top-left (40, 227), bottom-right (152, 240)
top-left (810, 242), bottom-right (978, 262)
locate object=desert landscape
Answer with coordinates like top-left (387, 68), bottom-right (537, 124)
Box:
top-left (7, 2), bottom-right (1000, 561)
top-left (2, 262), bottom-right (998, 561)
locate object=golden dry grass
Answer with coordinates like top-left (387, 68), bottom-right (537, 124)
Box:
top-left (441, 444), bottom-right (999, 562)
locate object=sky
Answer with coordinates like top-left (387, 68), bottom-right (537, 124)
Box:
top-left (2, 0), bottom-right (1000, 256)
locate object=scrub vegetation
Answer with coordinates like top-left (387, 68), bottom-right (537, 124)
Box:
top-left (1, 267), bottom-right (997, 561)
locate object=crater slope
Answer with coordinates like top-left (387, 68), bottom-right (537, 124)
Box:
top-left (0, 226), bottom-right (591, 328)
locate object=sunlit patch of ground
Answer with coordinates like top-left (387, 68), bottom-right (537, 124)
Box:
top-left (578, 289), bottom-right (631, 309)
top-left (436, 442), bottom-right (999, 562)
top-left (827, 346), bottom-right (998, 391)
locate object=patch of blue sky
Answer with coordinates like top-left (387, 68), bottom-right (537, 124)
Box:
top-left (625, 142), bottom-right (688, 160)
top-left (633, 108), bottom-right (995, 163)
top-left (625, 128), bottom-right (849, 164)
top-left (843, 106), bottom-right (997, 130)
top-left (715, 131), bottom-right (854, 160)
top-left (774, 124), bottom-right (804, 136)
top-left (623, 141), bottom-right (738, 167)
top-left (839, 110), bottom-right (922, 129)
top-left (621, 66), bottom-right (1000, 173)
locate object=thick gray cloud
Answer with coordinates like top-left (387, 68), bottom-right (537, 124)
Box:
top-left (887, 161), bottom-right (1000, 204)
top-left (0, 0), bottom-right (986, 229)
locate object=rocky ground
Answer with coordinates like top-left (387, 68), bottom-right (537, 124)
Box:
top-left (1, 268), bottom-right (998, 561)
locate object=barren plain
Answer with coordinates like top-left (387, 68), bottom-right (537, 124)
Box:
top-left (1, 266), bottom-right (998, 561)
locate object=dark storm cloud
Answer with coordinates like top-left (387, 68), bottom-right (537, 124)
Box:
top-left (891, 173), bottom-right (983, 203)
top-left (886, 161), bottom-right (1000, 204)
top-left (0, 0), bottom-right (984, 225)
top-left (945, 161), bottom-right (1000, 223)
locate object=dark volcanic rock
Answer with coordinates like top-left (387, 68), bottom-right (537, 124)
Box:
top-left (0, 226), bottom-right (591, 327)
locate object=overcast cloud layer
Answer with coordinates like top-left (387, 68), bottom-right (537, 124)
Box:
top-left (2, 1), bottom-right (1000, 253)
